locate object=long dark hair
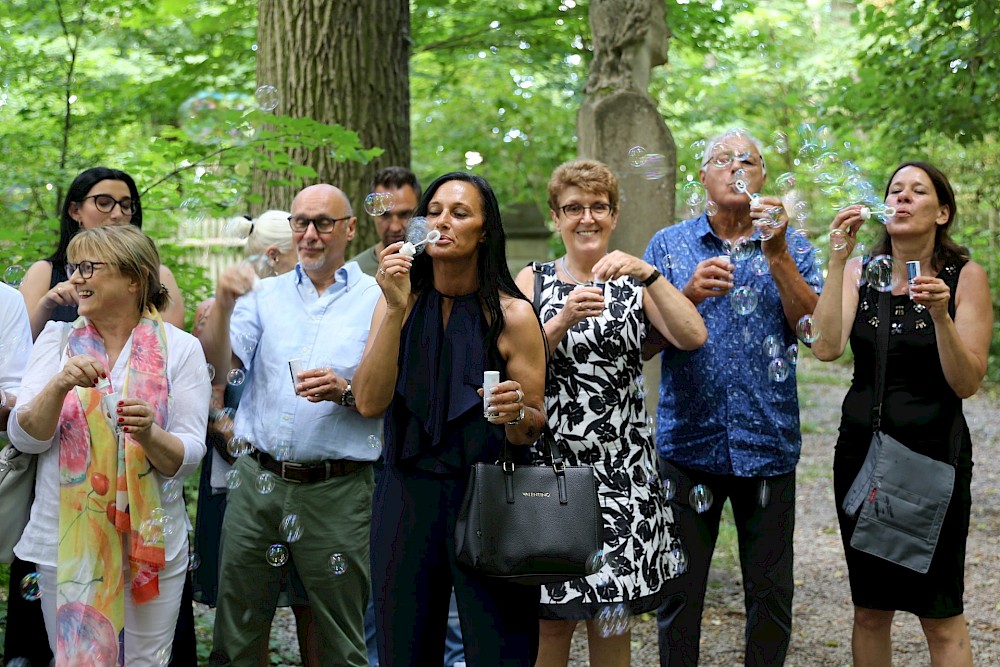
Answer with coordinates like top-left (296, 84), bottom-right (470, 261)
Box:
top-left (47, 167), bottom-right (143, 268)
top-left (409, 172), bottom-right (529, 354)
top-left (871, 161), bottom-right (968, 269)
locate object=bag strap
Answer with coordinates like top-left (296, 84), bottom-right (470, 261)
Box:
top-left (871, 277), bottom-right (962, 465)
top-left (531, 262), bottom-right (544, 315)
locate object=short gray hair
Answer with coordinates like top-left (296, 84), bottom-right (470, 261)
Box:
top-left (700, 128), bottom-right (767, 176)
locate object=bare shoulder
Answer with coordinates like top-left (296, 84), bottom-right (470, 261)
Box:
top-left (501, 294), bottom-right (537, 324)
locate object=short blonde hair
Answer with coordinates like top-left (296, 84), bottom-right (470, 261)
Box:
top-left (547, 159), bottom-right (619, 212)
top-left (68, 225), bottom-right (170, 314)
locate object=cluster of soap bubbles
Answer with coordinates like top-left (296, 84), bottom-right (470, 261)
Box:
top-left (4, 264), bottom-right (25, 287)
top-left (138, 506), bottom-right (179, 544)
top-left (627, 146), bottom-right (668, 180)
top-left (364, 191), bottom-right (395, 217)
top-left (264, 545), bottom-right (349, 575)
top-left (761, 334), bottom-right (795, 382)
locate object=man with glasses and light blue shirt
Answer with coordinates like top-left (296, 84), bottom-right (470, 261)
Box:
top-left (644, 129), bottom-right (823, 667)
top-left (200, 184), bottom-right (382, 667)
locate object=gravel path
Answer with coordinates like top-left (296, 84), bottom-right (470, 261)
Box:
top-left (199, 355), bottom-right (1000, 666)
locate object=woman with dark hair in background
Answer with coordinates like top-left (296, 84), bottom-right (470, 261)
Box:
top-left (9, 167), bottom-right (190, 666)
top-left (353, 172), bottom-right (547, 666)
top-left (812, 162), bottom-right (992, 666)
top-left (19, 166), bottom-right (185, 339)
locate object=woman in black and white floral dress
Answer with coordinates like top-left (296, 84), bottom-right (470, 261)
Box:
top-left (515, 159), bottom-right (707, 667)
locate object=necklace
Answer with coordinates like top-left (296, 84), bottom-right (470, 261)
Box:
top-left (560, 256), bottom-right (589, 285)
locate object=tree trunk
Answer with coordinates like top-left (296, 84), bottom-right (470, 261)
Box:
top-left (254, 0), bottom-right (410, 251)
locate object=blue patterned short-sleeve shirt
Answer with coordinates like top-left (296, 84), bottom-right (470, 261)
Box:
top-left (643, 213), bottom-right (824, 477)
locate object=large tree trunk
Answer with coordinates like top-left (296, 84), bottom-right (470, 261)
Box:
top-left (254, 0), bottom-right (410, 251)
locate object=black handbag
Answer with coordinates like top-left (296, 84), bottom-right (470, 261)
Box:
top-left (454, 427), bottom-right (604, 585)
top-left (842, 287), bottom-right (959, 574)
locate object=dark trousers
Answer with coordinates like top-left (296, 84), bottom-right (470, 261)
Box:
top-left (372, 464), bottom-right (539, 667)
top-left (3, 556), bottom-right (52, 667)
top-left (656, 459), bottom-right (795, 667)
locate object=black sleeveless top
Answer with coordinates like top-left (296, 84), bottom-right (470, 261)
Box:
top-left (839, 258), bottom-right (972, 467)
top-left (47, 261), bottom-right (80, 323)
top-left (384, 288), bottom-right (518, 475)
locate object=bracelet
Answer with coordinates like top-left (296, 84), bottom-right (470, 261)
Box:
top-left (506, 406), bottom-right (525, 426)
top-left (642, 269), bottom-right (661, 287)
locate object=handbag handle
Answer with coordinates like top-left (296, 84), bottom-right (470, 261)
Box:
top-left (870, 270), bottom-right (962, 466)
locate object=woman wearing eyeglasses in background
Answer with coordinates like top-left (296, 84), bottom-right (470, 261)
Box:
top-left (19, 167), bottom-right (186, 340)
top-left (8, 167), bottom-right (190, 667)
top-left (514, 160), bottom-right (706, 667)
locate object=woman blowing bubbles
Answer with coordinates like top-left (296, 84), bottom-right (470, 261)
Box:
top-left (8, 225), bottom-right (209, 666)
top-left (353, 172), bottom-right (547, 666)
top-left (811, 162), bottom-right (992, 667)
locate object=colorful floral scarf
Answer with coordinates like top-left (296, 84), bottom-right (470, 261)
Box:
top-left (56, 309), bottom-right (169, 666)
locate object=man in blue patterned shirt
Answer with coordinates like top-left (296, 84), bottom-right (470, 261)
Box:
top-left (643, 129), bottom-right (823, 666)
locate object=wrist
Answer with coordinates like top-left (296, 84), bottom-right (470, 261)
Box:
top-left (641, 268), bottom-right (661, 287)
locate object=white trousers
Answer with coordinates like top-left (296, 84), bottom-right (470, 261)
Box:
top-left (38, 538), bottom-right (187, 667)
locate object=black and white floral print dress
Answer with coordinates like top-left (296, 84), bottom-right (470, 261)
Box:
top-left (532, 261), bottom-right (683, 620)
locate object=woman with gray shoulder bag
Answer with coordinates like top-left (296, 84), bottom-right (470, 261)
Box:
top-left (811, 161), bottom-right (992, 666)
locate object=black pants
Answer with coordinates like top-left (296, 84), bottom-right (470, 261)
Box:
top-left (656, 459), bottom-right (795, 667)
top-left (4, 559), bottom-right (196, 667)
top-left (371, 464), bottom-right (539, 667)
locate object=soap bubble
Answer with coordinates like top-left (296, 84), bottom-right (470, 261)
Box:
top-left (864, 255), bottom-right (895, 292)
top-left (255, 472), bottom-right (275, 494)
top-left (681, 181), bottom-right (707, 212)
top-left (225, 469), bottom-right (242, 490)
top-left (671, 546), bottom-right (688, 575)
top-left (227, 436), bottom-right (253, 458)
top-left (796, 314), bottom-right (819, 344)
top-left (768, 357), bottom-right (790, 382)
top-left (266, 544), bottom-right (289, 567)
top-left (762, 334), bottom-right (783, 359)
top-left (829, 229), bottom-right (848, 252)
top-left (272, 439), bottom-right (293, 462)
top-left (368, 434), bottom-right (382, 451)
top-left (586, 549), bottom-right (607, 574)
top-left (227, 368), bottom-right (246, 386)
top-left (178, 91), bottom-right (255, 145)
top-left (155, 644), bottom-right (172, 666)
top-left (3, 264), bottom-right (26, 286)
top-left (758, 479), bottom-right (771, 508)
top-left (642, 154), bottom-right (668, 180)
top-left (771, 131), bottom-right (789, 154)
top-left (661, 476), bottom-right (675, 501)
top-left (254, 84), bottom-right (280, 111)
top-left (749, 255), bottom-right (767, 281)
top-left (689, 139), bottom-right (707, 160)
top-left (160, 479), bottom-right (182, 503)
top-left (188, 553), bottom-right (202, 571)
top-left (731, 286), bottom-right (758, 316)
top-left (280, 514), bottom-right (303, 543)
top-left (205, 364), bottom-right (216, 382)
top-left (20, 572), bottom-right (41, 601)
top-left (705, 200), bottom-right (719, 216)
top-left (595, 603), bottom-right (632, 637)
top-left (627, 145), bottom-right (648, 167)
top-left (774, 172), bottom-right (796, 195)
top-left (789, 229), bottom-right (811, 255)
top-left (785, 343), bottom-right (798, 366)
top-left (730, 237), bottom-right (755, 262)
top-left (689, 484), bottom-right (713, 513)
top-left (328, 553), bottom-right (349, 575)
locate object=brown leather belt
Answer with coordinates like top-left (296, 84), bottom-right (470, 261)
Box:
top-left (249, 449), bottom-right (370, 483)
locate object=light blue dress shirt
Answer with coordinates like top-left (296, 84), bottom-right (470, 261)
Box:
top-left (231, 261), bottom-right (382, 462)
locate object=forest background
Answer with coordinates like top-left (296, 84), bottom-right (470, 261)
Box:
top-left (1, 0), bottom-right (998, 378)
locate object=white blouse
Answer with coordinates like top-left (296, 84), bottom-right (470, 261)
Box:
top-left (9, 319), bottom-right (210, 566)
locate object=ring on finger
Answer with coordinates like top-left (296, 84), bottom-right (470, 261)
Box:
top-left (378, 268), bottom-right (386, 277)
top-left (514, 389), bottom-right (524, 404)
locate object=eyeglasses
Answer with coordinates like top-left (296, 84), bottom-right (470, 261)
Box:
top-left (82, 194), bottom-right (136, 215)
top-left (66, 260), bottom-right (110, 279)
top-left (708, 150), bottom-right (762, 170)
top-left (288, 215), bottom-right (352, 234)
top-left (558, 203), bottom-right (614, 221)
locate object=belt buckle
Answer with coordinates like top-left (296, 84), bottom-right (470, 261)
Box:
top-left (280, 460), bottom-right (306, 482)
